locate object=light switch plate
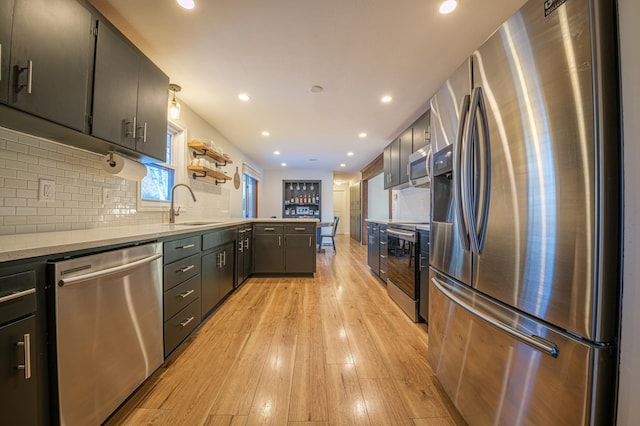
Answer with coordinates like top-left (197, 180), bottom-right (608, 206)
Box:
top-left (38, 179), bottom-right (55, 201)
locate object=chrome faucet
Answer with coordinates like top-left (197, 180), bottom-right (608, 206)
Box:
top-left (169, 184), bottom-right (197, 223)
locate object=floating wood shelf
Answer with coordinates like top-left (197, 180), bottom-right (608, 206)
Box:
top-left (187, 165), bottom-right (232, 185)
top-left (188, 141), bottom-right (233, 166)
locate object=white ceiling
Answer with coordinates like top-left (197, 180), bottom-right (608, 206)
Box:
top-left (90, 0), bottom-right (525, 173)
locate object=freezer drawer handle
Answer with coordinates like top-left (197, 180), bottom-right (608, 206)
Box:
top-left (0, 288), bottom-right (35, 305)
top-left (432, 278), bottom-right (559, 358)
top-left (58, 253), bottom-right (163, 286)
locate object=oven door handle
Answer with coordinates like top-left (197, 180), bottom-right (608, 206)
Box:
top-left (386, 229), bottom-right (415, 240)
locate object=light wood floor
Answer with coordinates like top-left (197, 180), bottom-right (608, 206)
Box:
top-left (108, 235), bottom-right (466, 426)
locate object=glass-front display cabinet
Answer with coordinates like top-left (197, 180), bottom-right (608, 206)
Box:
top-left (283, 180), bottom-right (321, 219)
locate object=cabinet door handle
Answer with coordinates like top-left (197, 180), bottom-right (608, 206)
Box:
top-left (0, 288), bottom-right (35, 305)
top-left (17, 60), bottom-right (33, 94)
top-left (141, 122), bottom-right (148, 143)
top-left (278, 236), bottom-right (281, 246)
top-left (178, 289), bottom-right (195, 299)
top-left (16, 333), bottom-right (31, 379)
top-left (222, 251), bottom-right (226, 266)
top-left (308, 236), bottom-right (312, 247)
top-left (179, 264), bottom-right (195, 273)
top-left (245, 238), bottom-right (249, 250)
top-left (179, 244), bottom-right (195, 249)
top-left (179, 317), bottom-right (195, 328)
top-left (126, 116), bottom-right (137, 138)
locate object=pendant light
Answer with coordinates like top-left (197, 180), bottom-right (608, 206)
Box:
top-left (168, 84), bottom-right (182, 120)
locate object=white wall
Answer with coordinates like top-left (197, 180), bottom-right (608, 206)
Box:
top-left (392, 187), bottom-right (430, 222)
top-left (261, 169), bottom-right (334, 222)
top-left (368, 173), bottom-right (389, 219)
top-left (617, 0), bottom-right (640, 423)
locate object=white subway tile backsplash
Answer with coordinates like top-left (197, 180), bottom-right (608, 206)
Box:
top-left (0, 126), bottom-right (167, 234)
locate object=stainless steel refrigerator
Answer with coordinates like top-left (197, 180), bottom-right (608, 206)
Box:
top-left (427, 0), bottom-right (621, 424)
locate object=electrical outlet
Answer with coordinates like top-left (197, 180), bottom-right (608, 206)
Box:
top-left (38, 179), bottom-right (55, 201)
top-left (102, 188), bottom-right (112, 205)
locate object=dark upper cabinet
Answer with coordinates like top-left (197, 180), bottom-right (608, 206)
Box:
top-left (92, 20), bottom-right (168, 161)
top-left (91, 22), bottom-right (138, 151)
top-left (8, 0), bottom-right (93, 132)
top-left (411, 110), bottom-right (431, 152)
top-left (399, 127), bottom-right (413, 185)
top-left (0, 0), bottom-right (14, 104)
top-left (383, 137), bottom-right (400, 189)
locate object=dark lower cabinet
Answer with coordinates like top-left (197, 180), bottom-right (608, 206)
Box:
top-left (367, 223), bottom-right (380, 274)
top-left (8, 0), bottom-right (93, 132)
top-left (0, 261), bottom-right (47, 426)
top-left (284, 234), bottom-right (315, 274)
top-left (253, 223), bottom-right (316, 275)
top-left (201, 242), bottom-right (234, 317)
top-left (379, 225), bottom-right (388, 282)
top-left (236, 226), bottom-right (252, 285)
top-left (418, 230), bottom-right (430, 322)
top-left (0, 316), bottom-right (36, 425)
top-left (253, 233), bottom-right (283, 274)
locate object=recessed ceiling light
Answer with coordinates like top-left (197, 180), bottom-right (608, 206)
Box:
top-left (439, 0), bottom-right (457, 14)
top-left (310, 85), bottom-right (324, 93)
top-left (238, 93), bottom-right (251, 102)
top-left (347, 152), bottom-right (354, 156)
top-left (359, 132), bottom-right (367, 138)
top-left (177, 0), bottom-right (195, 9)
top-left (262, 131), bottom-right (270, 136)
top-left (308, 158), bottom-right (319, 162)
top-left (281, 162), bottom-right (287, 167)
top-left (340, 163), bottom-right (346, 168)
top-left (273, 151), bottom-right (280, 155)
top-left (381, 95), bottom-right (393, 103)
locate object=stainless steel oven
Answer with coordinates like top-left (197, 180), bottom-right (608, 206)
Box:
top-left (386, 225), bottom-right (419, 321)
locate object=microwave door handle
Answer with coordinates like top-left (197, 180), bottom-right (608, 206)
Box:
top-left (453, 94), bottom-right (471, 251)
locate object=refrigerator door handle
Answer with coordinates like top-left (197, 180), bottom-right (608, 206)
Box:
top-left (453, 94), bottom-right (471, 251)
top-left (465, 87), bottom-right (492, 254)
top-left (431, 277), bottom-right (559, 358)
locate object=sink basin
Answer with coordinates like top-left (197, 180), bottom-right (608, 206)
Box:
top-left (175, 221), bottom-right (222, 226)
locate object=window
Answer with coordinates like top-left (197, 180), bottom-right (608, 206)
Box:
top-left (138, 122), bottom-right (185, 210)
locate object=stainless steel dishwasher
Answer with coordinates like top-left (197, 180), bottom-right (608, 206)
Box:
top-left (51, 242), bottom-right (163, 426)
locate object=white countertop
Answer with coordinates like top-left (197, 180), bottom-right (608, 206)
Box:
top-left (0, 218), bottom-right (318, 263)
top-left (366, 219), bottom-right (430, 226)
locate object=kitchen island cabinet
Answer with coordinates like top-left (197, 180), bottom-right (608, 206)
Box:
top-left (6, 0), bottom-right (94, 132)
top-left (253, 222), bottom-right (316, 275)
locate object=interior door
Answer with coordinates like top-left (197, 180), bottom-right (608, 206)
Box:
top-left (469, 0), bottom-right (605, 341)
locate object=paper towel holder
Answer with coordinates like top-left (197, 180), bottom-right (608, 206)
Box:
top-left (106, 152), bottom-right (117, 167)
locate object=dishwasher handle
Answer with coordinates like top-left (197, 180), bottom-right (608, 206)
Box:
top-left (58, 253), bottom-right (163, 287)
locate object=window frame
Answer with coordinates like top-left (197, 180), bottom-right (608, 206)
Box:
top-left (137, 121), bottom-right (186, 212)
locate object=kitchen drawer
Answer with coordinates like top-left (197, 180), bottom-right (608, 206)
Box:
top-left (379, 257), bottom-right (388, 283)
top-left (164, 274), bottom-right (201, 320)
top-left (284, 224), bottom-right (315, 234)
top-left (164, 253), bottom-right (201, 291)
top-left (0, 271), bottom-right (36, 325)
top-left (202, 227), bottom-right (236, 251)
top-left (164, 235), bottom-right (201, 264)
top-left (164, 298), bottom-right (200, 356)
top-left (254, 224), bottom-right (283, 235)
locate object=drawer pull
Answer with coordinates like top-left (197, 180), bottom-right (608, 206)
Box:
top-left (264, 227), bottom-right (276, 231)
top-left (178, 289), bottom-right (195, 299)
top-left (294, 227), bottom-right (306, 231)
top-left (179, 317), bottom-right (195, 328)
top-left (0, 288), bottom-right (35, 305)
top-left (179, 265), bottom-right (195, 273)
top-left (16, 333), bottom-right (31, 379)
top-left (380, 255), bottom-right (387, 259)
top-left (179, 244), bottom-right (195, 249)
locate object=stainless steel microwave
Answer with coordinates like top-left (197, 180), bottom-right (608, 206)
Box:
top-left (407, 145), bottom-right (431, 187)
